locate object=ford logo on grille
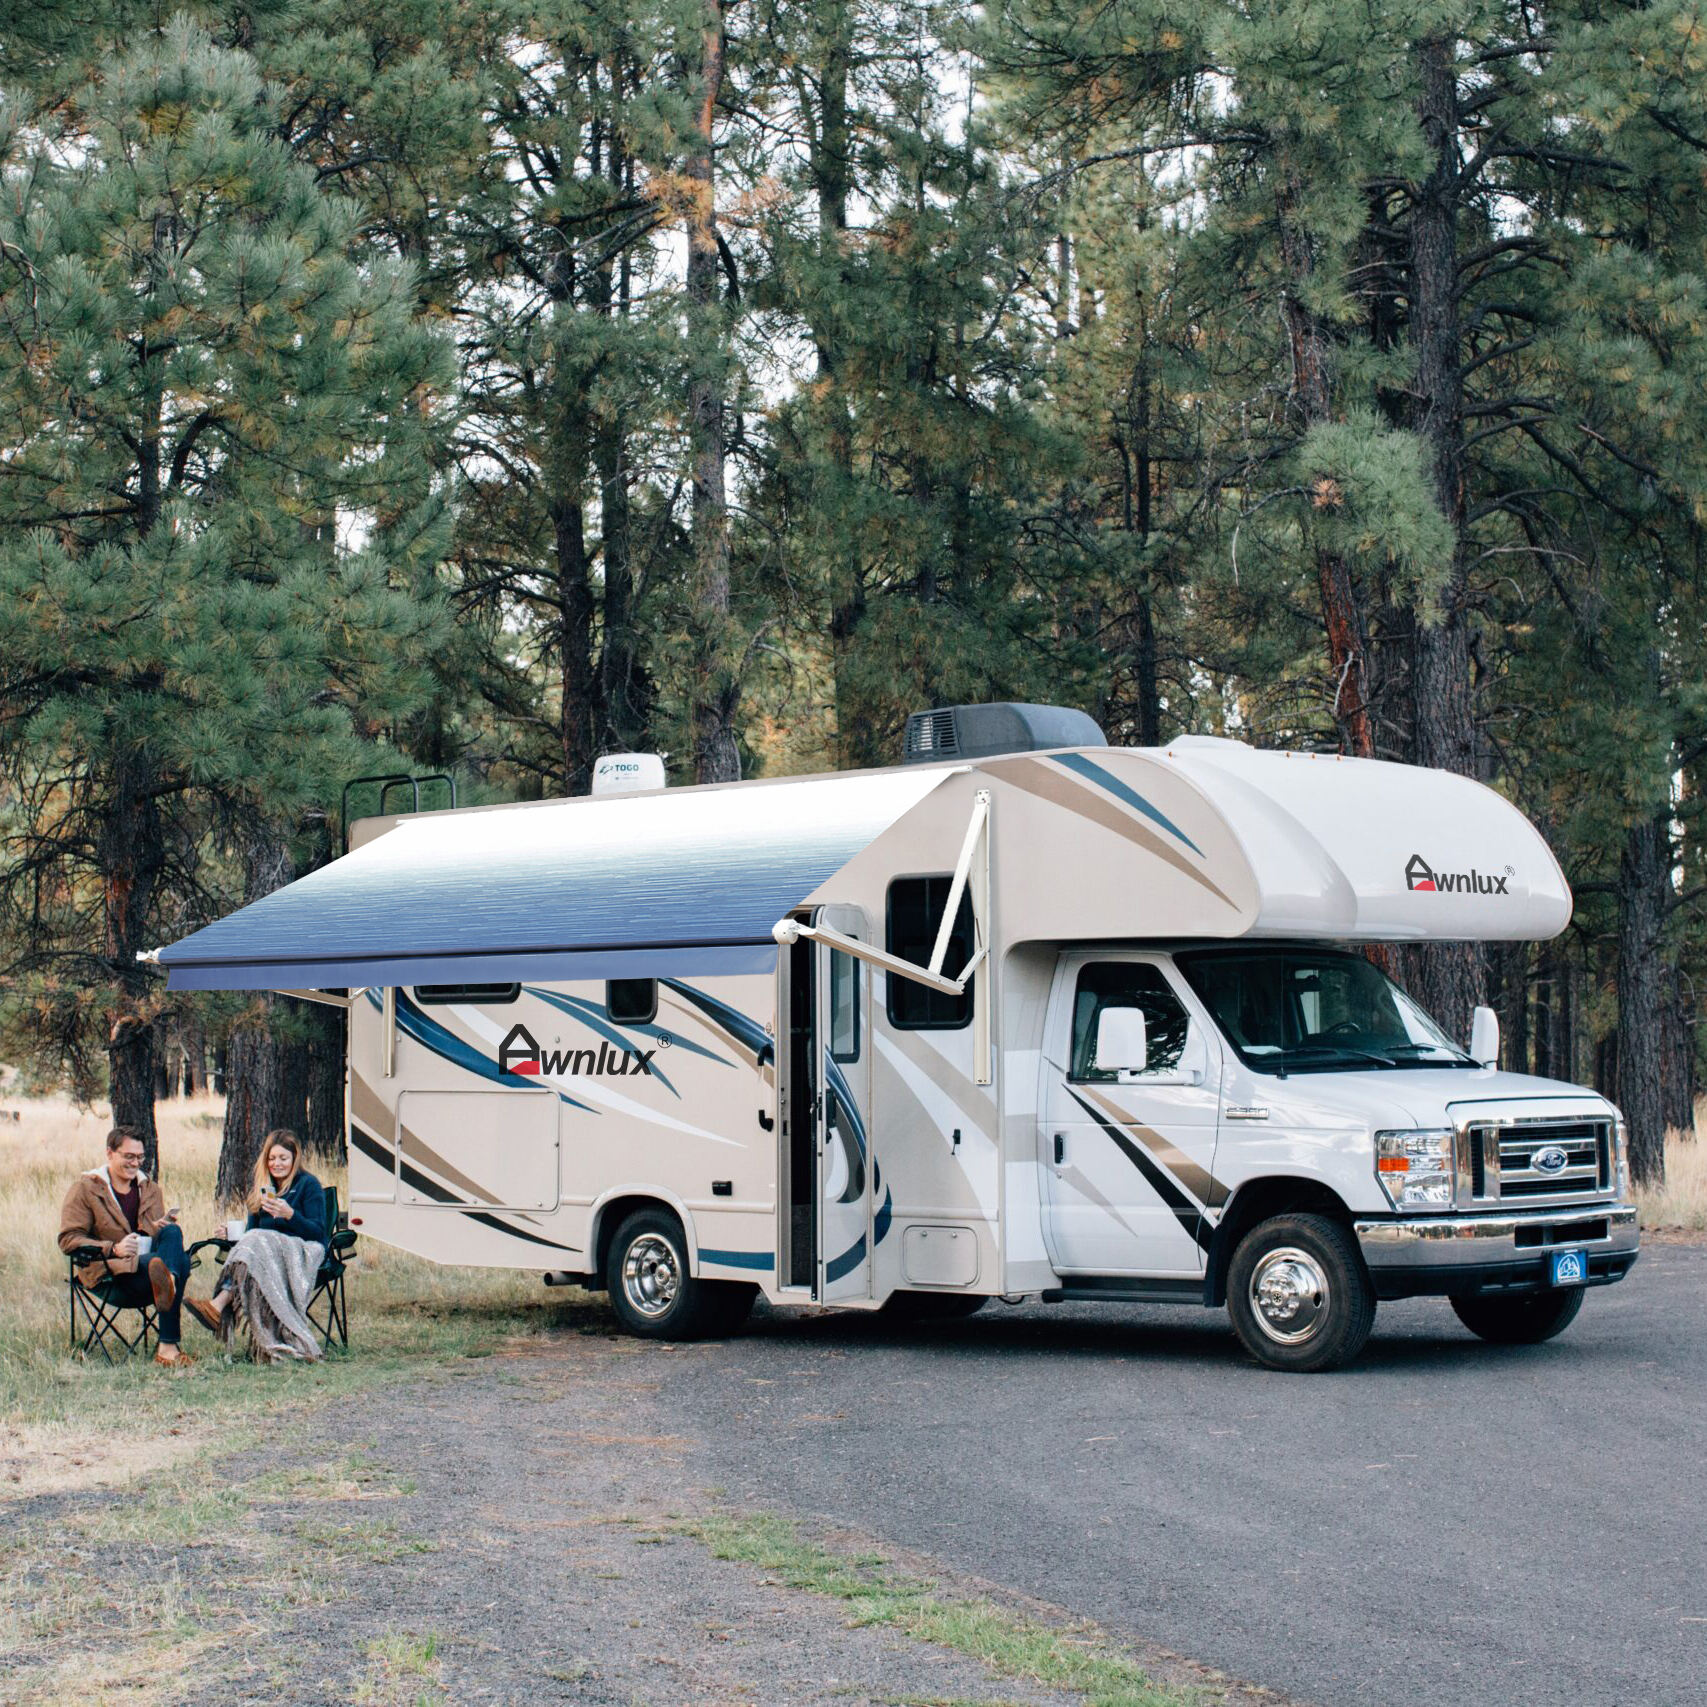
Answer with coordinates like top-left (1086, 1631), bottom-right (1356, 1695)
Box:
top-left (1531, 1144), bottom-right (1570, 1175)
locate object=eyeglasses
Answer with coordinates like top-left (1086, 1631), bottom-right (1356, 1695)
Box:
top-left (116, 1151), bottom-right (144, 1164)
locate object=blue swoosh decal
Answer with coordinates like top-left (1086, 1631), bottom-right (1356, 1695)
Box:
top-left (699, 1248), bottom-right (774, 1271)
top-left (1050, 752), bottom-right (1204, 857)
top-left (374, 991), bottom-right (594, 1110)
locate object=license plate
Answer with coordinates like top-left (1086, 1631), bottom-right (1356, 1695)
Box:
top-left (1550, 1248), bottom-right (1588, 1287)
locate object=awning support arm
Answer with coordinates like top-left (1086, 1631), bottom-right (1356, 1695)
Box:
top-left (278, 989), bottom-right (362, 1010)
top-left (928, 789), bottom-right (990, 978)
top-left (772, 919), bottom-right (986, 996)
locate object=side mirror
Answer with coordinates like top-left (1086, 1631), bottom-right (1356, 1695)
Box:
top-left (1096, 1006), bottom-right (1148, 1078)
top-left (1468, 1005), bottom-right (1500, 1069)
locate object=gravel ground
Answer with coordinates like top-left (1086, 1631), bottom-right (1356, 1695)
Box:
top-left (6, 1314), bottom-right (1283, 1707)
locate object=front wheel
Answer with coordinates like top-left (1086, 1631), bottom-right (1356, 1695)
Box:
top-left (605, 1209), bottom-right (756, 1340)
top-left (1226, 1213), bottom-right (1375, 1373)
top-left (1451, 1287), bottom-right (1584, 1345)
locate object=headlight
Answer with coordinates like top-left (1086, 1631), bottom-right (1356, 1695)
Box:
top-left (1375, 1128), bottom-right (1456, 1210)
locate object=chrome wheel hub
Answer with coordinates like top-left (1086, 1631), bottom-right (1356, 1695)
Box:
top-left (1249, 1246), bottom-right (1331, 1345)
top-left (622, 1234), bottom-right (681, 1319)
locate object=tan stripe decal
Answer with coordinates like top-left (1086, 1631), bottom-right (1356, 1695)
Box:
top-left (657, 991), bottom-right (775, 1087)
top-left (1079, 1085), bottom-right (1230, 1209)
top-left (350, 1070), bottom-right (389, 1141)
top-left (397, 1123), bottom-right (496, 1207)
top-left (980, 757), bottom-right (1234, 908)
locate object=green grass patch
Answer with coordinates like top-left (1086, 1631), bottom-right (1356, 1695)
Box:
top-left (676, 1512), bottom-right (1206, 1707)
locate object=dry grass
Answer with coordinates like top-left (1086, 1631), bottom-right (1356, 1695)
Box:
top-left (0, 1089), bottom-right (599, 1467)
top-left (1636, 1114), bottom-right (1707, 1234)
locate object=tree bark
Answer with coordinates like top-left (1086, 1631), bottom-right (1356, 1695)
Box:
top-left (1275, 174), bottom-right (1374, 759)
top-left (1401, 35), bottom-right (1484, 1041)
top-left (1616, 812), bottom-right (1672, 1184)
top-left (217, 826), bottom-right (294, 1202)
top-left (686, 0), bottom-right (741, 783)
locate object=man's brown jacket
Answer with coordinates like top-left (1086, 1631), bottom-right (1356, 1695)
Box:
top-left (58, 1168), bottom-right (168, 1287)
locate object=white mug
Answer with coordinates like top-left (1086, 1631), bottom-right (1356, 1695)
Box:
top-left (226, 1218), bottom-right (247, 1241)
top-left (133, 1234), bottom-right (152, 1261)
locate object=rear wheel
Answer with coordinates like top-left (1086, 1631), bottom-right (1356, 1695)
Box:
top-left (1451, 1287), bottom-right (1584, 1345)
top-left (1226, 1213), bottom-right (1375, 1373)
top-left (878, 1291), bottom-right (987, 1322)
top-left (604, 1209), bottom-right (756, 1340)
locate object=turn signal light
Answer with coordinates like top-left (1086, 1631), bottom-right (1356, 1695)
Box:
top-left (1377, 1157), bottom-right (1410, 1173)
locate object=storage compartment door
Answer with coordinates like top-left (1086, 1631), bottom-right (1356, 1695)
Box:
top-left (395, 1088), bottom-right (560, 1211)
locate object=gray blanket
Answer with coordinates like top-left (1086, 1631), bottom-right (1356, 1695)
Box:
top-left (221, 1228), bottom-right (325, 1362)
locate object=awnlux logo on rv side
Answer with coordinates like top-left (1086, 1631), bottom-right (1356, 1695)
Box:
top-left (1405, 853), bottom-right (1511, 896)
top-left (499, 1023), bottom-right (657, 1078)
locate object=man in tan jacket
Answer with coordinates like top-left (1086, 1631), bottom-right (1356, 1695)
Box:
top-left (59, 1127), bottom-right (194, 1366)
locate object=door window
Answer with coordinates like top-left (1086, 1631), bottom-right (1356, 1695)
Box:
top-left (828, 951), bottom-right (860, 1062)
top-left (1069, 963), bottom-right (1192, 1082)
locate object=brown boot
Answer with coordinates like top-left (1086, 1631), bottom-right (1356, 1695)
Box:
top-left (148, 1256), bottom-right (177, 1314)
top-left (184, 1296), bottom-right (223, 1335)
top-left (153, 1343), bottom-right (194, 1368)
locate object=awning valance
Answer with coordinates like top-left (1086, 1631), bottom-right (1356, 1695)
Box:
top-left (156, 768), bottom-right (957, 991)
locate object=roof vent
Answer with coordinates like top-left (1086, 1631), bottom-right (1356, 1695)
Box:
top-left (591, 753), bottom-right (667, 796)
top-left (902, 703), bottom-right (1106, 764)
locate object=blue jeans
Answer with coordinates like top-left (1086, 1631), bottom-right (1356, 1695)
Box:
top-left (112, 1221), bottom-right (189, 1344)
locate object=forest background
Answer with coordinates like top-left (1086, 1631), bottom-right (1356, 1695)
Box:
top-left (1, 0), bottom-right (1703, 1197)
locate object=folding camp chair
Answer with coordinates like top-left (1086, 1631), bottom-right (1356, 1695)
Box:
top-left (188, 1186), bottom-right (358, 1352)
top-left (67, 1245), bottom-right (157, 1362)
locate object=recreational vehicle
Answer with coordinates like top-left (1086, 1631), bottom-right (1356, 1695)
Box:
top-left (151, 706), bottom-right (1639, 1371)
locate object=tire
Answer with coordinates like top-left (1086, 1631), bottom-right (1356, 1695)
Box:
top-left (1226, 1213), bottom-right (1375, 1373)
top-left (878, 1291), bottom-right (988, 1322)
top-left (1450, 1287), bottom-right (1584, 1346)
top-left (604, 1209), bottom-right (757, 1341)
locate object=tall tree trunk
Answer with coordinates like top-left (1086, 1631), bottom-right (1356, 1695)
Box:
top-left (217, 826), bottom-right (294, 1202)
top-left (1402, 36), bottom-right (1484, 1041)
top-left (1617, 812), bottom-right (1672, 1184)
top-left (686, 0), bottom-right (741, 783)
top-left (1275, 175), bottom-right (1374, 759)
top-left (302, 1002), bottom-right (347, 1168)
top-left (102, 742), bottom-right (166, 1175)
top-left (1123, 307), bottom-right (1163, 747)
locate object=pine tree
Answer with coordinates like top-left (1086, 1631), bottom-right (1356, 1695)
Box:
top-left (0, 18), bottom-right (453, 1170)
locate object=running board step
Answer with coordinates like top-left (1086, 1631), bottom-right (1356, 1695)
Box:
top-left (1042, 1278), bottom-right (1204, 1305)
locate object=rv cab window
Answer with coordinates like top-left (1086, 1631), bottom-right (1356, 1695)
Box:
top-left (414, 983), bottom-right (520, 1005)
top-left (607, 978), bottom-right (658, 1025)
top-left (885, 877), bottom-right (974, 1030)
top-left (1070, 963), bottom-right (1191, 1081)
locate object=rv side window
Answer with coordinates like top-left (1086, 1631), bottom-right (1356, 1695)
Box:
top-left (1069, 964), bottom-right (1190, 1081)
top-left (885, 877), bottom-right (973, 1030)
top-left (414, 984), bottom-right (520, 1005)
top-left (829, 951), bottom-right (860, 1062)
top-left (607, 978), bottom-right (658, 1025)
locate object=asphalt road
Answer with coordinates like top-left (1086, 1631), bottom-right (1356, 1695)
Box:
top-left (640, 1240), bottom-right (1707, 1707)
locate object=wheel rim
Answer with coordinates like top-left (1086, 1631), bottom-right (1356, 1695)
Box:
top-left (1248, 1246), bottom-right (1331, 1345)
top-left (622, 1233), bottom-right (681, 1319)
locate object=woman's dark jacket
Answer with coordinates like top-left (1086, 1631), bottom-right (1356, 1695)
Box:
top-left (247, 1172), bottom-right (328, 1247)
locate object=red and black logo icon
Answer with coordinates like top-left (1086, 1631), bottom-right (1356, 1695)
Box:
top-left (1405, 854), bottom-right (1511, 896)
top-left (500, 1023), bottom-right (542, 1076)
top-left (499, 1021), bottom-right (656, 1079)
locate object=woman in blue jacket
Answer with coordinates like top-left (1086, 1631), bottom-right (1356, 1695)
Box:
top-left (185, 1130), bottom-right (326, 1335)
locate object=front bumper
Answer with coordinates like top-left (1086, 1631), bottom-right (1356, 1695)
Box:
top-left (1353, 1203), bottom-right (1639, 1300)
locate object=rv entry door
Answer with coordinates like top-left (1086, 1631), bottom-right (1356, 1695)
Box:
top-left (814, 905), bottom-right (875, 1302)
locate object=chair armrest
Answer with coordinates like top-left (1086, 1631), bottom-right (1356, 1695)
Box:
top-left (66, 1243), bottom-right (106, 1265)
top-left (186, 1237), bottom-right (233, 1261)
top-left (330, 1229), bottom-right (358, 1254)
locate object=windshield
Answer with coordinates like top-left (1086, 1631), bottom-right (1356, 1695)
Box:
top-left (1174, 947), bottom-right (1472, 1074)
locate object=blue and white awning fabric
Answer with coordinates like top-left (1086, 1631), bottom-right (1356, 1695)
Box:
top-left (157, 769), bottom-right (956, 991)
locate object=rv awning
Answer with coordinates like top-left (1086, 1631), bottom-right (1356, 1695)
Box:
top-left (156, 769), bottom-right (959, 991)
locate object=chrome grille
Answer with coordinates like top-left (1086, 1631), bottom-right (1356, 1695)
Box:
top-left (1469, 1118), bottom-right (1611, 1202)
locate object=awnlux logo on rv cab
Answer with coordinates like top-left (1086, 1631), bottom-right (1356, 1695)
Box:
top-left (1405, 853), bottom-right (1511, 896)
top-left (499, 1023), bottom-right (657, 1078)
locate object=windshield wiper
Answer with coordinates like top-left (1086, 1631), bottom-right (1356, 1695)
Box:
top-left (1382, 1042), bottom-right (1477, 1067)
top-left (1275, 1043), bottom-right (1398, 1071)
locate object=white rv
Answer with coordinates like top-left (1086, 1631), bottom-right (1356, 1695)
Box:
top-left (153, 706), bottom-right (1638, 1371)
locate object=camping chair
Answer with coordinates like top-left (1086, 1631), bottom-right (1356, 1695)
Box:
top-left (68, 1238), bottom-right (215, 1361)
top-left (188, 1186), bottom-right (358, 1352)
top-left (66, 1246), bottom-right (161, 1362)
